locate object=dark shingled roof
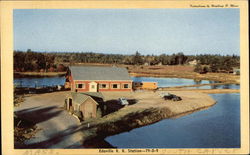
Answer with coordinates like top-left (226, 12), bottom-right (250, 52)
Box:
top-left (70, 92), bottom-right (100, 105)
top-left (80, 92), bottom-right (104, 100)
top-left (69, 66), bottom-right (132, 81)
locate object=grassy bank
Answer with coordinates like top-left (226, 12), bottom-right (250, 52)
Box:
top-left (157, 83), bottom-right (240, 94)
top-left (129, 72), bottom-right (239, 84)
top-left (159, 88), bottom-right (240, 94)
top-left (81, 64), bottom-right (240, 84)
top-left (14, 115), bottom-right (39, 148)
top-left (117, 64), bottom-right (238, 83)
top-left (14, 64), bottom-right (240, 84)
top-left (14, 72), bottom-right (66, 77)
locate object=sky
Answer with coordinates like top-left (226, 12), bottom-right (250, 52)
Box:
top-left (14, 9), bottom-right (240, 55)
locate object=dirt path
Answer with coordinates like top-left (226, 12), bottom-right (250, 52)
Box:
top-left (14, 91), bottom-right (84, 148)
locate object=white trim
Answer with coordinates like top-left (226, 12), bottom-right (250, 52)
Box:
top-left (111, 83), bottom-right (120, 89)
top-left (89, 82), bottom-right (98, 92)
top-left (75, 83), bottom-right (86, 89)
top-left (72, 114), bottom-right (81, 123)
top-left (99, 83), bottom-right (109, 89)
top-left (122, 83), bottom-right (130, 89)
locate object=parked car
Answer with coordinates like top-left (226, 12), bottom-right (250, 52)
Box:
top-left (118, 98), bottom-right (129, 105)
top-left (172, 96), bottom-right (182, 101)
top-left (159, 92), bottom-right (171, 98)
top-left (163, 93), bottom-right (182, 101)
top-left (163, 93), bottom-right (175, 100)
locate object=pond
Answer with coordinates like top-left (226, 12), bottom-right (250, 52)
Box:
top-left (105, 93), bottom-right (240, 148)
top-left (131, 77), bottom-right (219, 88)
top-left (14, 76), bottom-right (239, 90)
top-left (185, 84), bottom-right (240, 89)
top-left (14, 76), bottom-right (66, 88)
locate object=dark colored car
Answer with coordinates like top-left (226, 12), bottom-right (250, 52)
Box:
top-left (163, 93), bottom-right (182, 101)
top-left (163, 94), bottom-right (174, 100)
top-left (172, 96), bottom-right (182, 101)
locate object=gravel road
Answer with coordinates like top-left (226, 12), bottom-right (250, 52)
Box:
top-left (14, 91), bottom-right (84, 148)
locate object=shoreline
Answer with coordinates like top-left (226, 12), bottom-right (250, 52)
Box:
top-left (83, 104), bottom-right (215, 148)
top-left (15, 90), bottom-right (239, 148)
top-left (14, 70), bottom-right (240, 84)
top-left (78, 91), bottom-right (217, 146)
top-left (130, 72), bottom-right (240, 84)
top-left (160, 88), bottom-right (240, 94)
top-left (14, 72), bottom-right (66, 77)
top-left (83, 103), bottom-right (216, 148)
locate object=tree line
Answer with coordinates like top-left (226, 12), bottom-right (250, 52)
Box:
top-left (194, 54), bottom-right (240, 73)
top-left (14, 49), bottom-right (240, 73)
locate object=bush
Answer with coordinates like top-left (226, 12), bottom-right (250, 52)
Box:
top-left (74, 111), bottom-right (83, 121)
top-left (202, 66), bottom-right (209, 73)
top-left (48, 67), bottom-right (56, 72)
top-left (57, 64), bottom-right (66, 72)
top-left (194, 64), bottom-right (202, 73)
top-left (209, 64), bottom-right (219, 72)
top-left (194, 64), bottom-right (209, 74)
top-left (235, 70), bottom-right (240, 75)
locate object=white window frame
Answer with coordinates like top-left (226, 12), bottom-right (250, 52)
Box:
top-left (76, 83), bottom-right (85, 89)
top-left (111, 83), bottom-right (120, 89)
top-left (123, 83), bottom-right (130, 89)
top-left (99, 83), bottom-right (109, 89)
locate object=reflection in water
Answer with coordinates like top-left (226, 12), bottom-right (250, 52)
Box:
top-left (14, 76), bottom-right (240, 90)
top-left (223, 84), bottom-right (230, 89)
top-left (211, 84), bottom-right (219, 89)
top-left (14, 76), bottom-right (66, 88)
top-left (187, 84), bottom-right (240, 90)
top-left (194, 79), bottom-right (202, 85)
top-left (209, 80), bottom-right (220, 84)
top-left (132, 77), bottom-right (213, 87)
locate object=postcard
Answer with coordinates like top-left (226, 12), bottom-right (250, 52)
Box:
top-left (1, 0), bottom-right (249, 154)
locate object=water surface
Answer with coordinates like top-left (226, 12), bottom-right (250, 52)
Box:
top-left (14, 76), bottom-right (65, 88)
top-left (131, 77), bottom-right (218, 87)
top-left (105, 93), bottom-right (240, 148)
top-left (14, 76), bottom-right (239, 90)
top-left (185, 84), bottom-right (240, 89)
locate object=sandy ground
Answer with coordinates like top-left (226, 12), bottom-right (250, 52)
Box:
top-left (14, 91), bottom-right (84, 148)
top-left (14, 90), bottom-right (217, 148)
top-left (102, 90), bottom-right (216, 113)
top-left (79, 90), bottom-right (217, 146)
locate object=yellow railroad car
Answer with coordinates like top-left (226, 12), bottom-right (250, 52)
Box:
top-left (133, 82), bottom-right (158, 90)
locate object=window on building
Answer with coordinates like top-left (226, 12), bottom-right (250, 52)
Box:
top-left (76, 84), bottom-right (84, 89)
top-left (123, 84), bottom-right (129, 88)
top-left (99, 84), bottom-right (107, 89)
top-left (112, 84), bottom-right (118, 88)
